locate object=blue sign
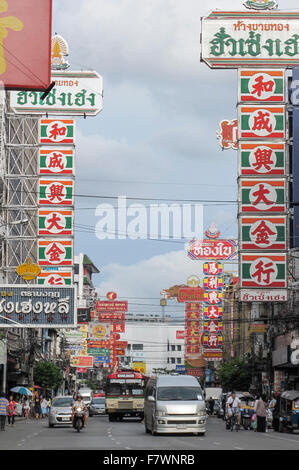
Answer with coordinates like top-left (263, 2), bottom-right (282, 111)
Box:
top-left (0, 286), bottom-right (76, 327)
top-left (94, 355), bottom-right (110, 364)
top-left (176, 365), bottom-right (186, 374)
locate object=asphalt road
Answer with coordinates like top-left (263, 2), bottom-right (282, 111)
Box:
top-left (0, 414), bottom-right (298, 451)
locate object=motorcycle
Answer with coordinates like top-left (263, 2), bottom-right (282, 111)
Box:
top-left (73, 405), bottom-right (85, 432)
top-left (239, 393), bottom-right (255, 430)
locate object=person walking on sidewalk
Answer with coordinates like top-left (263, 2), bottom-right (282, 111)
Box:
top-left (7, 395), bottom-right (16, 426)
top-left (254, 394), bottom-right (267, 432)
top-left (0, 392), bottom-right (8, 431)
top-left (23, 398), bottom-right (30, 421)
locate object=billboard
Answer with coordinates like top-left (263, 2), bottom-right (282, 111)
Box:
top-left (0, 286), bottom-right (76, 327)
top-left (187, 239), bottom-right (238, 261)
top-left (240, 253), bottom-right (287, 288)
top-left (201, 10), bottom-right (299, 68)
top-left (10, 71), bottom-right (103, 115)
top-left (0, 0), bottom-right (52, 90)
top-left (240, 215), bottom-right (287, 251)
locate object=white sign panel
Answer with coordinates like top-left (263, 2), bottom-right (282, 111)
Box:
top-left (201, 11), bottom-right (299, 68)
top-left (10, 71), bottom-right (103, 116)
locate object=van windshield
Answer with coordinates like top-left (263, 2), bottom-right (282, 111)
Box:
top-left (157, 387), bottom-right (203, 401)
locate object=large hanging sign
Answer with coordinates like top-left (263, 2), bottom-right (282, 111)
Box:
top-left (177, 287), bottom-right (205, 302)
top-left (239, 142), bottom-right (286, 176)
top-left (238, 105), bottom-right (286, 139)
top-left (239, 70), bottom-right (285, 103)
top-left (10, 71), bottom-right (103, 116)
top-left (201, 10), bottom-right (299, 68)
top-left (38, 239), bottom-right (73, 266)
top-left (0, 0), bottom-right (52, 90)
top-left (0, 286), bottom-right (75, 328)
top-left (187, 239), bottom-right (238, 261)
top-left (240, 178), bottom-right (286, 213)
top-left (39, 148), bottom-right (75, 176)
top-left (240, 215), bottom-right (286, 250)
top-left (38, 209), bottom-right (73, 236)
top-left (70, 356), bottom-right (93, 368)
top-left (240, 253), bottom-right (287, 288)
top-left (95, 301), bottom-right (128, 312)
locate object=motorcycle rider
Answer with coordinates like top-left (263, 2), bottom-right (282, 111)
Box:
top-left (72, 394), bottom-right (88, 428)
top-left (226, 391), bottom-right (241, 428)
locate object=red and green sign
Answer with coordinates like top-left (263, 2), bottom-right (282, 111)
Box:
top-left (38, 239), bottom-right (73, 266)
top-left (240, 216), bottom-right (287, 251)
top-left (239, 105), bottom-right (286, 139)
top-left (239, 142), bottom-right (286, 176)
top-left (39, 148), bottom-right (75, 176)
top-left (240, 179), bottom-right (286, 213)
top-left (241, 253), bottom-right (287, 288)
top-left (239, 70), bottom-right (285, 103)
top-left (38, 210), bottom-right (73, 236)
top-left (40, 119), bottom-right (75, 145)
top-left (39, 179), bottom-right (74, 206)
top-left (37, 271), bottom-right (72, 286)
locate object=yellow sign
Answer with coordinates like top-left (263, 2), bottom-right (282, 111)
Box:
top-left (16, 258), bottom-right (41, 281)
top-left (133, 362), bottom-right (146, 374)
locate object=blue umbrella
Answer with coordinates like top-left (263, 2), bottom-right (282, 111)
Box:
top-left (10, 386), bottom-right (33, 396)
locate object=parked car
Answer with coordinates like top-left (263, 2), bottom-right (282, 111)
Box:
top-left (89, 397), bottom-right (106, 416)
top-left (48, 396), bottom-right (73, 427)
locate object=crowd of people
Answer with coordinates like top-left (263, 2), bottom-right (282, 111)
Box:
top-left (0, 390), bottom-right (52, 431)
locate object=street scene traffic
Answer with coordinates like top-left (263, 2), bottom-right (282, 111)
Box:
top-left (1, 0), bottom-right (299, 458)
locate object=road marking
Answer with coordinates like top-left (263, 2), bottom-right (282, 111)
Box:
top-left (234, 447), bottom-right (243, 450)
top-left (265, 434), bottom-right (299, 445)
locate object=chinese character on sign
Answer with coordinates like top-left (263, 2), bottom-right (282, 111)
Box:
top-left (252, 147), bottom-right (274, 172)
top-left (47, 183), bottom-right (66, 203)
top-left (48, 152), bottom-right (65, 171)
top-left (49, 123), bottom-right (67, 141)
top-left (252, 111), bottom-right (273, 133)
top-left (251, 259), bottom-right (276, 285)
top-left (46, 213), bottom-right (64, 232)
top-left (251, 221), bottom-right (276, 246)
top-left (252, 184), bottom-right (273, 206)
top-left (251, 75), bottom-right (275, 98)
top-left (45, 242), bottom-right (65, 263)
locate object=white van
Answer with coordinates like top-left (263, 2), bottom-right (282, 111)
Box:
top-left (144, 375), bottom-right (206, 436)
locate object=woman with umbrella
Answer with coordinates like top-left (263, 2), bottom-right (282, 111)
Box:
top-left (10, 387), bottom-right (33, 421)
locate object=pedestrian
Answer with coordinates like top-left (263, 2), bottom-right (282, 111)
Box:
top-left (0, 392), bottom-right (8, 431)
top-left (7, 395), bottom-right (16, 426)
top-left (208, 397), bottom-right (215, 416)
top-left (33, 392), bottom-right (42, 420)
top-left (254, 394), bottom-right (267, 432)
top-left (41, 397), bottom-right (48, 418)
top-left (47, 397), bottom-right (51, 415)
top-left (23, 397), bottom-right (30, 421)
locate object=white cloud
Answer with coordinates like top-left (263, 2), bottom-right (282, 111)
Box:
top-left (97, 249), bottom-right (204, 299)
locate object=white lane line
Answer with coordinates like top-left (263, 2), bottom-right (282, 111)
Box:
top-left (234, 447), bottom-right (243, 450)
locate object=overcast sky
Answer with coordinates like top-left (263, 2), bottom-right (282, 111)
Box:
top-left (52, 0), bottom-right (297, 311)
